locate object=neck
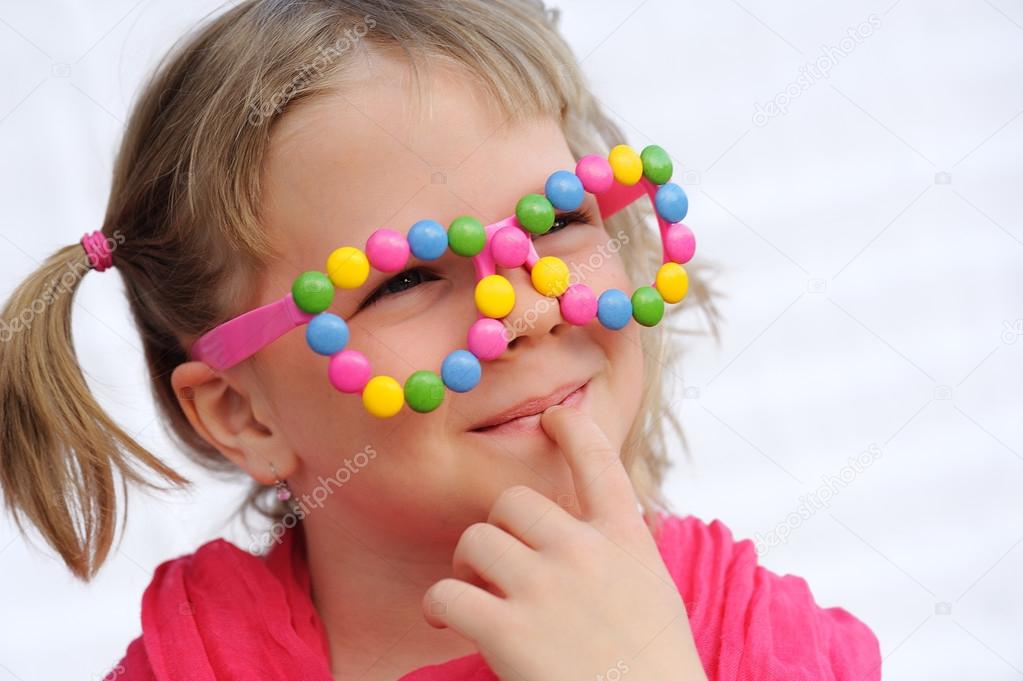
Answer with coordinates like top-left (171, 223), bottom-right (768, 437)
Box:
top-left (300, 513), bottom-right (479, 680)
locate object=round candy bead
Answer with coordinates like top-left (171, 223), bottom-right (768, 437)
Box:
top-left (597, 289), bottom-right (632, 330)
top-left (441, 349), bottom-right (481, 393)
top-left (467, 317), bottom-right (509, 360)
top-left (306, 312), bottom-right (349, 355)
top-left (664, 223), bottom-right (696, 264)
top-left (448, 216), bottom-right (487, 256)
top-left (404, 370), bottom-right (445, 413)
top-left (362, 375), bottom-right (404, 418)
top-left (292, 271), bottom-right (334, 314)
top-left (491, 225), bottom-right (530, 268)
top-left (407, 219), bottom-right (448, 260)
top-left (328, 349), bottom-right (371, 393)
top-left (640, 145), bottom-right (673, 185)
top-left (515, 193), bottom-right (555, 235)
top-left (530, 256), bottom-right (570, 297)
top-left (544, 170), bottom-right (584, 211)
top-left (475, 274), bottom-right (516, 318)
top-left (365, 228), bottom-right (410, 272)
top-left (655, 262), bottom-right (689, 304)
top-left (655, 183), bottom-right (688, 223)
top-left (326, 246), bottom-right (370, 289)
top-left (631, 286), bottom-right (665, 327)
top-left (608, 144), bottom-right (643, 186)
top-left (559, 283), bottom-right (597, 325)
top-left (575, 154), bottom-right (614, 194)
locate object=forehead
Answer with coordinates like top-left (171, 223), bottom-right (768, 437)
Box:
top-left (261, 49), bottom-right (573, 266)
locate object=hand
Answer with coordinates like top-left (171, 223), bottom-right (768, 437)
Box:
top-left (422, 404), bottom-right (708, 681)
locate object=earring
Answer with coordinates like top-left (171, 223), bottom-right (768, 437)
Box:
top-left (268, 462), bottom-right (300, 515)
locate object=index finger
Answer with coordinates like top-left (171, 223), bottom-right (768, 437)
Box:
top-left (539, 403), bottom-right (641, 522)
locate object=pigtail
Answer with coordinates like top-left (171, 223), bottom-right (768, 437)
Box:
top-left (0, 243), bottom-right (188, 581)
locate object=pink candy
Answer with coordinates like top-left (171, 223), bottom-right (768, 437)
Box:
top-left (491, 226), bottom-right (530, 268)
top-left (467, 317), bottom-right (509, 360)
top-left (328, 349), bottom-right (371, 393)
top-left (664, 223), bottom-right (695, 264)
top-left (575, 155), bottom-right (614, 194)
top-left (365, 228), bottom-right (410, 272)
top-left (559, 284), bottom-right (597, 325)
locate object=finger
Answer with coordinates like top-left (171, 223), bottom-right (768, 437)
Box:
top-left (487, 484), bottom-right (577, 550)
top-left (538, 404), bottom-right (640, 522)
top-left (422, 577), bottom-right (506, 636)
top-left (451, 521), bottom-right (538, 597)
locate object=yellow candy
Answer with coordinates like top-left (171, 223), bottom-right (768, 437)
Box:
top-left (362, 375), bottom-right (404, 418)
top-left (326, 246), bottom-right (370, 289)
top-left (474, 274), bottom-right (516, 318)
top-left (531, 256), bottom-right (570, 297)
top-left (655, 262), bottom-right (689, 304)
top-left (608, 144), bottom-right (643, 186)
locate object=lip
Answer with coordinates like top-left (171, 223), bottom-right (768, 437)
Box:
top-left (469, 378), bottom-right (589, 435)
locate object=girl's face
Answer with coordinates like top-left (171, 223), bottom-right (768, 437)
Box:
top-left (252, 50), bottom-right (645, 548)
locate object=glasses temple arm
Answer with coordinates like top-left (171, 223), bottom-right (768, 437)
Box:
top-left (189, 293), bottom-right (313, 371)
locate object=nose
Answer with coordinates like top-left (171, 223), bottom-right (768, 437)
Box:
top-left (495, 261), bottom-right (570, 353)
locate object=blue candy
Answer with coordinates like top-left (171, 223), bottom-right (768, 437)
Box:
top-left (654, 183), bottom-right (688, 223)
top-left (441, 349), bottom-right (482, 392)
top-left (407, 219), bottom-right (448, 260)
top-left (597, 289), bottom-right (632, 330)
top-left (544, 170), bottom-right (585, 211)
top-left (306, 312), bottom-right (349, 355)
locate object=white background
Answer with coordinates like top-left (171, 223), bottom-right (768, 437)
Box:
top-left (0, 1), bottom-right (1021, 679)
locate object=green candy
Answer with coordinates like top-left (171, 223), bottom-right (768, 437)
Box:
top-left (640, 145), bottom-right (673, 185)
top-left (448, 216), bottom-right (486, 256)
top-left (404, 370), bottom-right (445, 413)
top-left (515, 193), bottom-right (555, 235)
top-left (631, 286), bottom-right (664, 327)
top-left (292, 271), bottom-right (334, 314)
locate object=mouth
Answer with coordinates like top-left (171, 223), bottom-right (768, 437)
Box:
top-left (468, 378), bottom-right (590, 436)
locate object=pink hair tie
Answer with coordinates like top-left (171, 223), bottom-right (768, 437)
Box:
top-left (80, 230), bottom-right (113, 272)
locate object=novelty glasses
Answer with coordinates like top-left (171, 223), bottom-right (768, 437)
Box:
top-left (190, 144), bottom-right (697, 418)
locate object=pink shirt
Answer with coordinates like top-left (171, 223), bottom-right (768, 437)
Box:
top-left (113, 512), bottom-right (881, 680)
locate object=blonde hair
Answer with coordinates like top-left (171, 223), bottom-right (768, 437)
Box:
top-left (0, 0), bottom-right (721, 581)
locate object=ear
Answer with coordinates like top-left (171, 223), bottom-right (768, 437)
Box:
top-left (170, 361), bottom-right (297, 485)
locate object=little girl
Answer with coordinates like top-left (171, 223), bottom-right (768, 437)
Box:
top-left (0, 1), bottom-right (881, 679)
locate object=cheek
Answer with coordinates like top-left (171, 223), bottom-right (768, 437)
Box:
top-left (573, 244), bottom-right (648, 449)
top-left (558, 225), bottom-right (634, 293)
top-left (591, 315), bottom-right (646, 451)
top-left (255, 337), bottom-right (377, 461)
top-left (253, 299), bottom-right (472, 482)
top-left (255, 337), bottom-right (472, 536)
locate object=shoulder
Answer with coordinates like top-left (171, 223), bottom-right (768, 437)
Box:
top-left (652, 512), bottom-right (881, 681)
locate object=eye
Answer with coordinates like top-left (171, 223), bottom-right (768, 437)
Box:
top-left (534, 207), bottom-right (595, 238)
top-left (358, 267), bottom-right (440, 310)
